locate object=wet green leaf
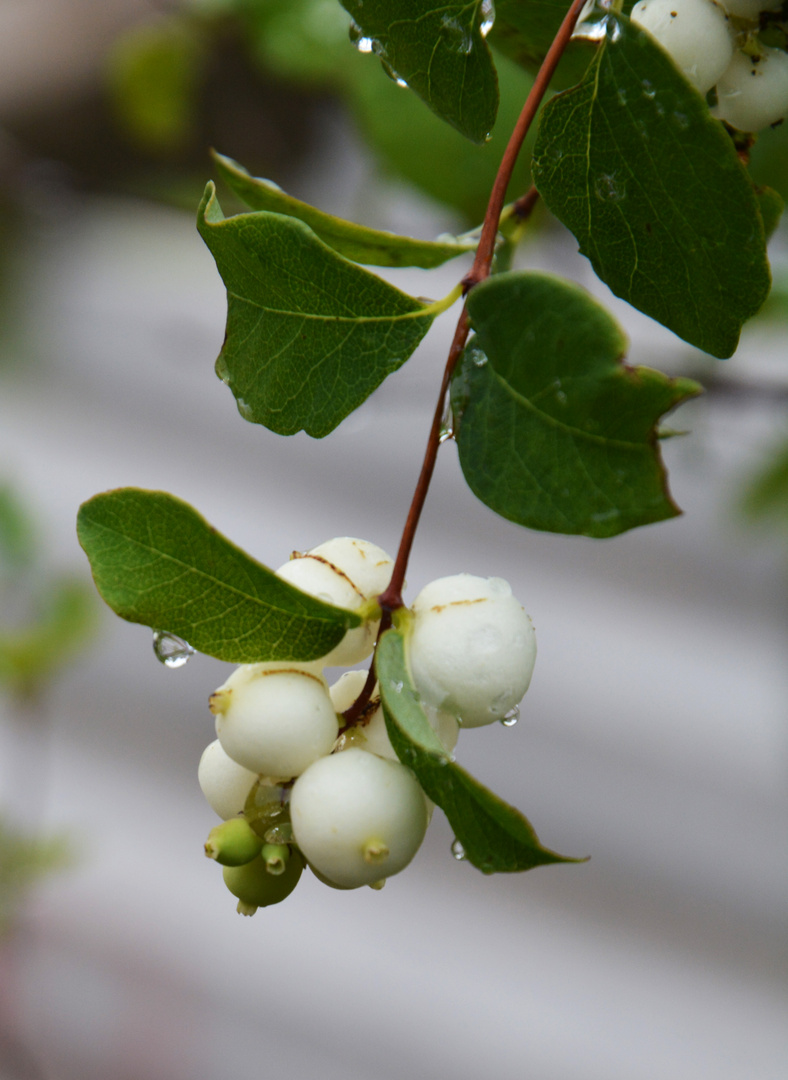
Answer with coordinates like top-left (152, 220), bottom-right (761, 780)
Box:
top-left (490, 0), bottom-right (597, 89)
top-left (211, 151), bottom-right (477, 266)
top-left (532, 17), bottom-right (771, 358)
top-left (339, 0), bottom-right (499, 143)
top-left (77, 489), bottom-right (360, 663)
top-left (197, 183), bottom-right (437, 436)
top-left (377, 627), bottom-right (580, 873)
top-left (451, 272), bottom-right (701, 537)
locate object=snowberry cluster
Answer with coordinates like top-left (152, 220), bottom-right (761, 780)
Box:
top-left (197, 537), bottom-right (537, 914)
top-left (630, 0), bottom-right (788, 131)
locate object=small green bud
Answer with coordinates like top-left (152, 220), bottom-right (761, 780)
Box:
top-left (261, 843), bottom-right (290, 876)
top-left (222, 850), bottom-right (304, 915)
top-left (205, 817), bottom-right (263, 867)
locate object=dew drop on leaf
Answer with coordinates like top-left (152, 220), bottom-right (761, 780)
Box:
top-left (348, 21), bottom-right (374, 53)
top-left (451, 838), bottom-right (466, 861)
top-left (152, 630), bottom-right (195, 669)
top-left (480, 0), bottom-right (495, 37)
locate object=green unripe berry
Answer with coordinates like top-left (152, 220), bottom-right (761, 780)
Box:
top-left (204, 817), bottom-right (263, 866)
top-left (261, 843), bottom-right (290, 875)
top-left (222, 849), bottom-right (304, 916)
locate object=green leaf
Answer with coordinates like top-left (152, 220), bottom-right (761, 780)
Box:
top-left (490, 0), bottom-right (597, 89)
top-left (451, 272), bottom-right (701, 538)
top-left (211, 152), bottom-right (477, 267)
top-left (197, 183), bottom-right (437, 437)
top-left (377, 627), bottom-right (580, 873)
top-left (339, 0), bottom-right (499, 143)
top-left (532, 16), bottom-right (772, 358)
top-left (77, 489), bottom-right (361, 663)
top-left (755, 185), bottom-right (784, 242)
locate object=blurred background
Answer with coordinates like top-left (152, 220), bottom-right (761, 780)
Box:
top-left (0, 2), bottom-right (786, 1078)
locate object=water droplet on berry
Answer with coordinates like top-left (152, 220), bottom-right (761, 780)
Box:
top-left (500, 705), bottom-right (520, 727)
top-left (264, 823), bottom-right (294, 845)
top-left (152, 630), bottom-right (194, 668)
top-left (451, 838), bottom-right (466, 861)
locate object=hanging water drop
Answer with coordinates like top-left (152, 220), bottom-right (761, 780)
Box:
top-left (451, 838), bottom-right (466, 861)
top-left (500, 704), bottom-right (520, 727)
top-left (152, 630), bottom-right (195, 669)
top-left (349, 21), bottom-right (374, 52)
top-left (439, 395), bottom-right (455, 443)
top-left (480, 0), bottom-right (495, 37)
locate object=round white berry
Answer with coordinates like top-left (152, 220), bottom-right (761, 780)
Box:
top-left (276, 554), bottom-right (373, 666)
top-left (631, 0), bottom-right (734, 93)
top-left (290, 748), bottom-right (429, 888)
top-left (210, 663), bottom-right (338, 779)
top-left (308, 537), bottom-right (394, 601)
top-left (407, 574), bottom-right (536, 728)
top-left (198, 738), bottom-right (259, 820)
top-left (329, 669), bottom-right (459, 760)
top-left (714, 46), bottom-right (788, 131)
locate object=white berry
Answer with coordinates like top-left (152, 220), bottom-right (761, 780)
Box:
top-left (631, 0), bottom-right (734, 93)
top-left (714, 46), bottom-right (788, 131)
top-left (308, 537), bottom-right (394, 601)
top-left (407, 574), bottom-right (536, 728)
top-left (290, 748), bottom-right (429, 888)
top-left (329, 669), bottom-right (459, 760)
top-left (276, 537), bottom-right (392, 666)
top-left (210, 662), bottom-right (338, 779)
top-left (198, 738), bottom-right (258, 820)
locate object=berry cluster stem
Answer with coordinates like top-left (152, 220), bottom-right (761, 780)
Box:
top-left (344, 0), bottom-right (588, 725)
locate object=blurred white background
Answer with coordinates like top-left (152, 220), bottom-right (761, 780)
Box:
top-left (0, 3), bottom-right (786, 1079)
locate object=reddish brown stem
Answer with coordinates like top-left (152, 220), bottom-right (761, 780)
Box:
top-left (343, 1), bottom-right (587, 725)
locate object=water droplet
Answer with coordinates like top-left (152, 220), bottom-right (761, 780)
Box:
top-left (500, 705), bottom-right (520, 727)
top-left (641, 79), bottom-right (656, 100)
top-left (391, 680), bottom-right (403, 694)
top-left (237, 398), bottom-right (253, 420)
top-left (368, 878), bottom-right (386, 890)
top-left (381, 60), bottom-right (408, 87)
top-left (152, 630), bottom-right (194, 669)
top-left (594, 173), bottom-right (625, 203)
top-left (349, 21), bottom-right (375, 52)
top-left (470, 347), bottom-right (488, 368)
top-left (441, 15), bottom-right (473, 55)
top-left (438, 425), bottom-right (455, 443)
top-left (606, 17), bottom-right (621, 42)
top-left (480, 0), bottom-right (495, 37)
top-left (439, 395), bottom-right (455, 442)
top-left (264, 823), bottom-right (294, 845)
top-left (451, 839), bottom-right (466, 861)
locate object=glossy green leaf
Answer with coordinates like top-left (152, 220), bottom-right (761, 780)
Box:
top-left (532, 17), bottom-right (771, 358)
top-left (490, 0), bottom-right (598, 89)
top-left (451, 272), bottom-right (701, 538)
top-left (212, 152), bottom-right (477, 267)
top-left (339, 1), bottom-right (499, 143)
top-left (377, 627), bottom-right (580, 873)
top-left (197, 183), bottom-right (437, 437)
top-left (77, 489), bottom-right (361, 663)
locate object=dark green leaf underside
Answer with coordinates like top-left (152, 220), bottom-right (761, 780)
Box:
top-left (197, 183), bottom-right (435, 437)
top-left (77, 489), bottom-right (360, 663)
top-left (451, 272), bottom-right (701, 538)
top-left (340, 0), bottom-right (498, 143)
top-left (212, 152), bottom-right (477, 267)
top-left (532, 16), bottom-right (771, 358)
top-left (377, 628), bottom-right (579, 873)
